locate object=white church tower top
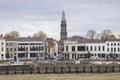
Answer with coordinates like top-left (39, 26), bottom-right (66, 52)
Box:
top-left (61, 10), bottom-right (66, 21)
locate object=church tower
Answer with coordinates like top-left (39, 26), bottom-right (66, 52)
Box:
top-left (60, 11), bottom-right (67, 41)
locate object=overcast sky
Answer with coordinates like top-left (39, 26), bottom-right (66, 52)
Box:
top-left (0, 0), bottom-right (120, 40)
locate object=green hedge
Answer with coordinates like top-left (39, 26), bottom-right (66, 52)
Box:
top-left (0, 61), bottom-right (3, 64)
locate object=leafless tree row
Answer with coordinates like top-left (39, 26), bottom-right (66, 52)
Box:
top-left (4, 31), bottom-right (47, 41)
top-left (85, 29), bottom-right (117, 41)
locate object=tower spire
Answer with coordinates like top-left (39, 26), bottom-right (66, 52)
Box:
top-left (61, 10), bottom-right (66, 21)
top-left (60, 10), bottom-right (67, 41)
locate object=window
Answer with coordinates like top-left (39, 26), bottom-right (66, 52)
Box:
top-left (72, 46), bottom-right (75, 52)
top-left (107, 43), bottom-right (109, 46)
top-left (114, 48), bottom-right (116, 52)
top-left (111, 48), bottom-right (113, 52)
top-left (7, 48), bottom-right (9, 51)
top-left (102, 46), bottom-right (105, 51)
top-left (118, 43), bottom-right (120, 46)
top-left (77, 54), bottom-right (80, 58)
top-left (40, 53), bottom-right (43, 57)
top-left (18, 53), bottom-right (25, 58)
top-left (39, 47), bottom-right (40, 51)
top-left (94, 46), bottom-right (96, 51)
top-left (30, 53), bottom-right (37, 57)
top-left (38, 46), bottom-right (44, 51)
top-left (114, 43), bottom-right (116, 46)
top-left (54, 53), bottom-right (56, 56)
top-left (1, 42), bottom-right (3, 45)
top-left (61, 44), bottom-right (64, 51)
top-left (18, 47), bottom-right (25, 51)
top-left (111, 43), bottom-right (113, 46)
top-left (14, 48), bottom-right (16, 51)
top-left (116, 54), bottom-right (118, 58)
top-left (26, 47), bottom-right (28, 51)
top-left (39, 43), bottom-right (43, 45)
top-left (10, 48), bottom-right (12, 51)
top-left (102, 54), bottom-right (105, 58)
top-left (18, 43), bottom-right (29, 45)
top-left (10, 43), bottom-right (12, 45)
top-left (118, 48), bottom-right (120, 52)
top-left (1, 54), bottom-right (3, 56)
top-left (72, 54), bottom-right (76, 59)
top-left (30, 43), bottom-right (43, 45)
top-left (107, 48), bottom-right (109, 52)
top-left (86, 46), bottom-right (88, 51)
top-left (66, 46), bottom-right (68, 52)
top-left (98, 54), bottom-right (102, 57)
top-left (90, 46), bottom-right (92, 51)
top-left (77, 46), bottom-right (85, 51)
top-left (98, 46), bottom-right (101, 51)
top-left (30, 46), bottom-right (39, 51)
top-left (41, 46), bottom-right (44, 51)
top-left (1, 47), bottom-right (4, 52)
top-left (91, 54), bottom-right (93, 56)
top-left (30, 43), bottom-right (36, 45)
top-left (95, 54), bottom-right (96, 56)
top-left (36, 47), bottom-right (38, 51)
top-left (77, 46), bottom-right (80, 51)
top-left (80, 54), bottom-right (84, 58)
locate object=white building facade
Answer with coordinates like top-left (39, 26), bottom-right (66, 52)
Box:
top-left (62, 38), bottom-right (120, 60)
top-left (0, 38), bottom-right (6, 60)
top-left (105, 40), bottom-right (120, 58)
top-left (17, 37), bottom-right (45, 60)
top-left (6, 38), bottom-right (17, 60)
top-left (6, 37), bottom-right (45, 61)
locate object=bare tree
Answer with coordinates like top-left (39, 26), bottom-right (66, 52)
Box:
top-left (86, 30), bottom-right (96, 39)
top-left (5, 31), bottom-right (20, 39)
top-left (95, 33), bottom-right (100, 39)
top-left (100, 29), bottom-right (112, 41)
top-left (33, 31), bottom-right (47, 41)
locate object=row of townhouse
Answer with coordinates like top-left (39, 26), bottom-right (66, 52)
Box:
top-left (0, 37), bottom-right (45, 61)
top-left (0, 37), bottom-right (6, 60)
top-left (1, 36), bottom-right (120, 61)
top-left (62, 37), bottom-right (120, 60)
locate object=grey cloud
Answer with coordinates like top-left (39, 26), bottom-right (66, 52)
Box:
top-left (0, 0), bottom-right (120, 39)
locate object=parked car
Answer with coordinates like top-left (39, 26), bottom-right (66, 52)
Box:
top-left (10, 58), bottom-right (14, 64)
